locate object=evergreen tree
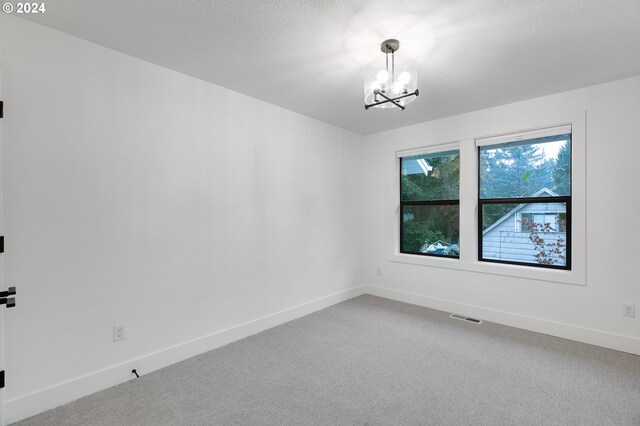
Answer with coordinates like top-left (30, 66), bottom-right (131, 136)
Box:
top-left (401, 153), bottom-right (460, 251)
top-left (401, 218), bottom-right (446, 252)
top-left (481, 143), bottom-right (547, 198)
top-left (401, 154), bottom-right (459, 201)
top-left (552, 142), bottom-right (570, 195)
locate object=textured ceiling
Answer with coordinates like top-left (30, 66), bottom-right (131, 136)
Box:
top-left (17, 0), bottom-right (640, 135)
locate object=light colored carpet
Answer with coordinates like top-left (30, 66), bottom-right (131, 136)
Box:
top-left (14, 295), bottom-right (640, 425)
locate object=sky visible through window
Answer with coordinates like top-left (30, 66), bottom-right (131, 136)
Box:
top-left (488, 139), bottom-right (567, 168)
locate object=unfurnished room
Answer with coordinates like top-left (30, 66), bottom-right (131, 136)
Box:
top-left (0, 1), bottom-right (639, 425)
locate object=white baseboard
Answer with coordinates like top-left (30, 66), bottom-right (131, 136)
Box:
top-left (7, 284), bottom-right (638, 424)
top-left (363, 284), bottom-right (640, 356)
top-left (4, 285), bottom-right (366, 425)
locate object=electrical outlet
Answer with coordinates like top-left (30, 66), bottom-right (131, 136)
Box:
top-left (113, 324), bottom-right (125, 341)
top-left (623, 304), bottom-right (635, 318)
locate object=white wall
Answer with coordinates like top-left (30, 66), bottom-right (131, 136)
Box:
top-left (362, 75), bottom-right (640, 354)
top-left (0, 15), bottom-right (363, 422)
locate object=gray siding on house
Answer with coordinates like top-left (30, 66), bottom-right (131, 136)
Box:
top-left (482, 202), bottom-right (567, 265)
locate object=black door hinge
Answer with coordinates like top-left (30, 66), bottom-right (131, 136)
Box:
top-left (0, 236), bottom-right (4, 253)
top-left (0, 287), bottom-right (16, 308)
top-left (0, 370), bottom-right (4, 388)
top-left (0, 101), bottom-right (3, 118)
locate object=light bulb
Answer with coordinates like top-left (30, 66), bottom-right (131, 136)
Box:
top-left (376, 69), bottom-right (389, 84)
top-left (370, 81), bottom-right (381, 91)
top-left (398, 71), bottom-right (411, 85)
top-left (392, 82), bottom-right (402, 94)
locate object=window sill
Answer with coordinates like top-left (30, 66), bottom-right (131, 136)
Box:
top-left (389, 253), bottom-right (584, 286)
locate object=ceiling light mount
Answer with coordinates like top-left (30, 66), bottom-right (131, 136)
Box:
top-left (364, 39), bottom-right (419, 111)
top-left (380, 39), bottom-right (400, 54)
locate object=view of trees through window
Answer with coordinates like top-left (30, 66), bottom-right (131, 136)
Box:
top-left (399, 133), bottom-right (571, 269)
top-left (479, 133), bottom-right (571, 268)
top-left (400, 151), bottom-right (460, 257)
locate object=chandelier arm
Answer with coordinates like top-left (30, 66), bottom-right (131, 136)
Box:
top-left (375, 90), bottom-right (405, 110)
top-left (365, 98), bottom-right (395, 109)
top-left (365, 99), bottom-right (394, 109)
top-left (396, 88), bottom-right (419, 99)
top-left (364, 89), bottom-right (419, 110)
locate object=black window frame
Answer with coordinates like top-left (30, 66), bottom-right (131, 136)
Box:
top-left (477, 134), bottom-right (572, 270)
top-left (399, 152), bottom-right (460, 259)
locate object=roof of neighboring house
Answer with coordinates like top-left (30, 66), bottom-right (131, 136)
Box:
top-left (402, 158), bottom-right (433, 176)
top-left (482, 188), bottom-right (559, 235)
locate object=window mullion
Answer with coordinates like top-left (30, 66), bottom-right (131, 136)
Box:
top-left (459, 139), bottom-right (477, 263)
top-left (401, 200), bottom-right (459, 206)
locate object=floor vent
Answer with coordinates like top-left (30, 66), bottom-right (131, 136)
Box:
top-left (450, 313), bottom-right (483, 324)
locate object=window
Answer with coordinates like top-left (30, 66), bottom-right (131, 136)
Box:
top-left (400, 150), bottom-right (460, 258)
top-left (478, 126), bottom-right (571, 269)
